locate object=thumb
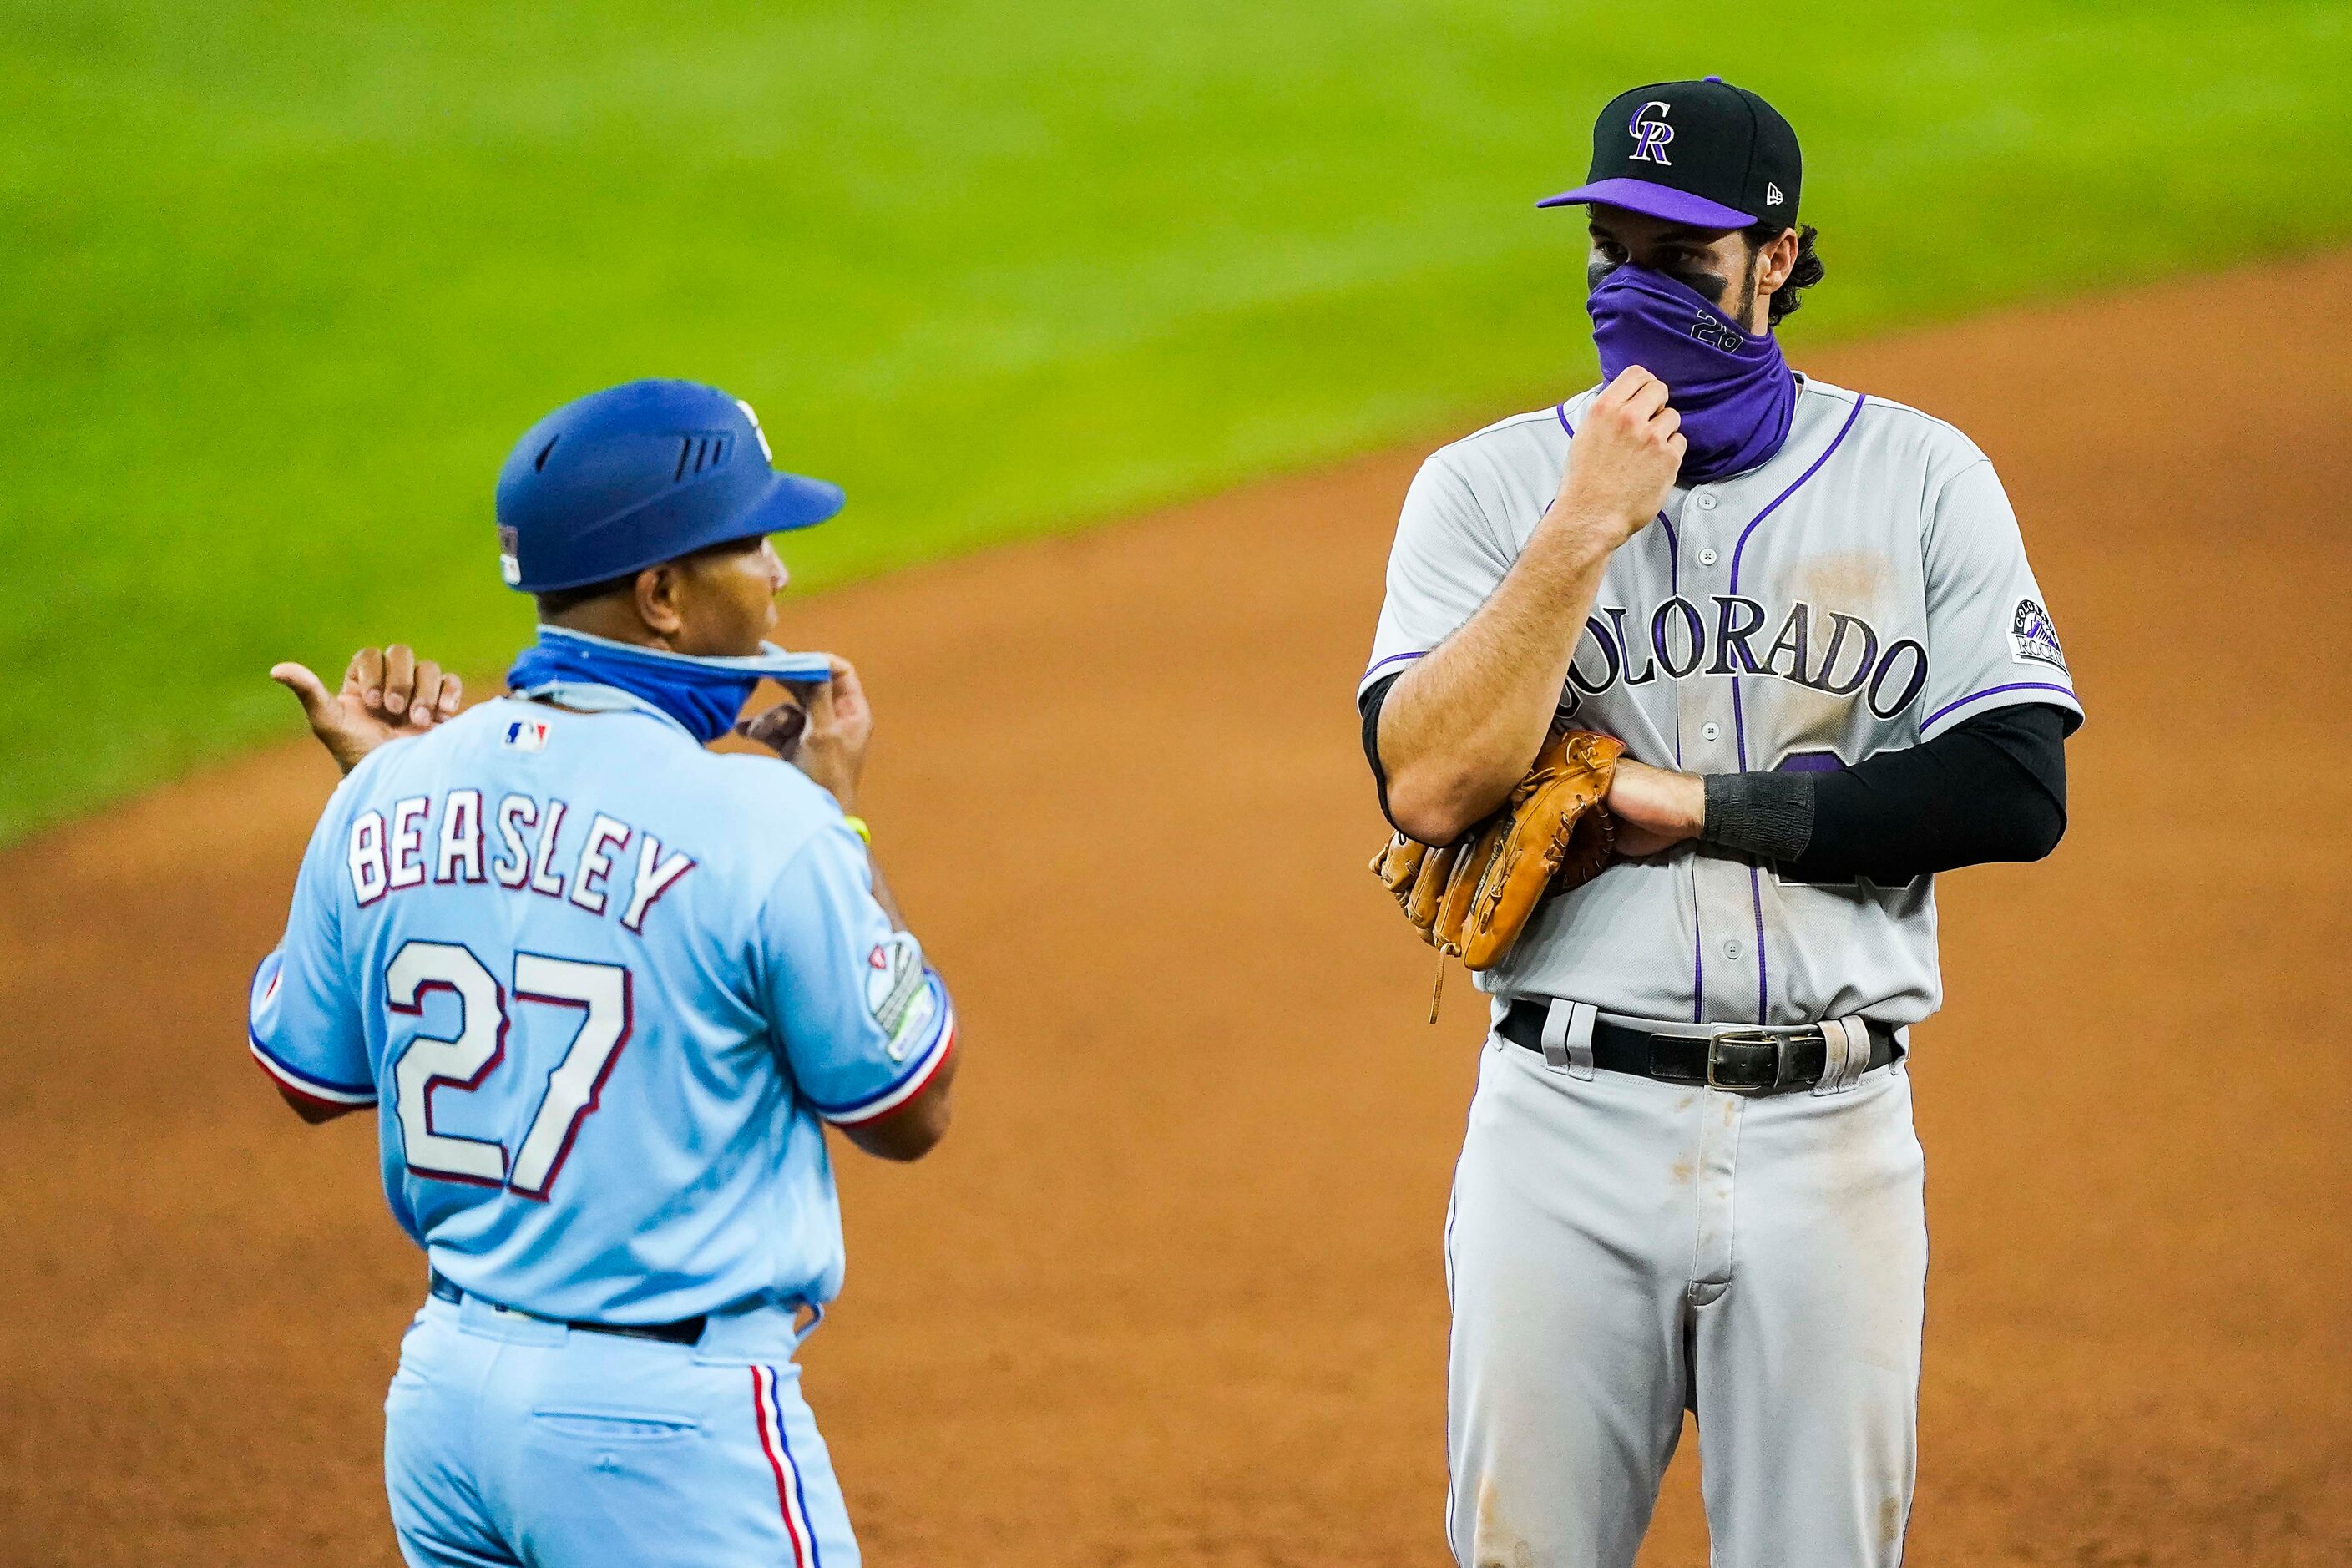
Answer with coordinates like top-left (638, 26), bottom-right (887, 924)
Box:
top-left (271, 662), bottom-right (339, 730)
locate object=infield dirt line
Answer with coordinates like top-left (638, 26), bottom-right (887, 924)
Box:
top-left (3, 252), bottom-right (2347, 1565)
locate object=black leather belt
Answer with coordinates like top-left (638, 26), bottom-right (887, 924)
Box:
top-left (1498, 999), bottom-right (1899, 1094)
top-left (428, 1268), bottom-right (706, 1346)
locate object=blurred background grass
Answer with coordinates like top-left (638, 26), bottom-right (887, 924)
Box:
top-left (7, 0), bottom-right (2350, 838)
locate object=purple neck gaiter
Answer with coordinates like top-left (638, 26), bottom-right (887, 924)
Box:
top-left (1587, 265), bottom-right (1796, 483)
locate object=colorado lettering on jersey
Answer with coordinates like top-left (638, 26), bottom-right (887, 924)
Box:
top-left (1556, 595), bottom-right (1929, 723)
top-left (346, 791), bottom-right (695, 932)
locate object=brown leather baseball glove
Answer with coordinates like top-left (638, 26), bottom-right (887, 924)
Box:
top-left (1370, 730), bottom-right (1626, 971)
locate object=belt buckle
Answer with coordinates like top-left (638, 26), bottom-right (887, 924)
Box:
top-left (1706, 1029), bottom-right (1786, 1094)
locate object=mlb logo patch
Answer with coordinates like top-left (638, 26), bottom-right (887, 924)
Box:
top-left (503, 718), bottom-right (550, 752)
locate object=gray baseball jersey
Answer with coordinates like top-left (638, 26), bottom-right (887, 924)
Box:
top-left (1362, 375), bottom-right (2082, 1027)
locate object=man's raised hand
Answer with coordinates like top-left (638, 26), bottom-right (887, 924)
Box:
top-left (739, 656), bottom-right (873, 812)
top-left (272, 645), bottom-right (464, 776)
top-left (1550, 366), bottom-right (1686, 544)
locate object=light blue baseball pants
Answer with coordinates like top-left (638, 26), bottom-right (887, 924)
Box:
top-left (384, 1291), bottom-right (857, 1568)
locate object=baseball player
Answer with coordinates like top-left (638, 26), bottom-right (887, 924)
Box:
top-left (1359, 79), bottom-right (2080, 1567)
top-left (250, 378), bottom-right (958, 1567)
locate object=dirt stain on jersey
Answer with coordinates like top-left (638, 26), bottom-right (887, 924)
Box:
top-left (1773, 549), bottom-right (1900, 747)
top-left (1792, 548), bottom-right (1893, 609)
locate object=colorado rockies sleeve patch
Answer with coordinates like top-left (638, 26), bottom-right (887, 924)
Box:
top-left (2009, 598), bottom-right (2067, 671)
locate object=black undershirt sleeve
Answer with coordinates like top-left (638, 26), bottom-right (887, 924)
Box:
top-left (1359, 671), bottom-right (1405, 830)
top-left (1702, 703), bottom-right (2072, 882)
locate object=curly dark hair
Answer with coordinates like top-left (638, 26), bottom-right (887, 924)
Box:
top-left (1749, 221), bottom-right (1823, 328)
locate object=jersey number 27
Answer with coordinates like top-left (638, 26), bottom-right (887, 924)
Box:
top-left (386, 940), bottom-right (632, 1199)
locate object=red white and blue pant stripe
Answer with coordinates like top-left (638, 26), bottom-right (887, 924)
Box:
top-left (752, 1364), bottom-right (825, 1567)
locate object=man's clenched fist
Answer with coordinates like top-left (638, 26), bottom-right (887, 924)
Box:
top-left (1551, 365), bottom-right (1686, 544)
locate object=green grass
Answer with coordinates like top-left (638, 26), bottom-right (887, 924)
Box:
top-left (6, 1), bottom-right (2350, 838)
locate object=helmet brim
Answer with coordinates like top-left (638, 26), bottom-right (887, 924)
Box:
top-left (740, 468), bottom-right (846, 534)
top-left (514, 468), bottom-right (845, 593)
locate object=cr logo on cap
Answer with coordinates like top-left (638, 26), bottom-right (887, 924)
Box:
top-left (1628, 100), bottom-right (1675, 165)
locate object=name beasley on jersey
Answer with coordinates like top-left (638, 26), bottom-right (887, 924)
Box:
top-left (344, 791), bottom-right (695, 932)
top-left (1557, 594), bottom-right (1928, 719)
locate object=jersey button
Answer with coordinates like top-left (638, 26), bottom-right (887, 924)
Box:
top-left (1695, 492), bottom-right (1718, 510)
top-left (1701, 721), bottom-right (1721, 741)
top-left (1723, 939), bottom-right (1743, 960)
top-left (1697, 547), bottom-right (1719, 566)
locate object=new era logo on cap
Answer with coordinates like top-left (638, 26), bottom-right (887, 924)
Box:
top-left (1767, 182), bottom-right (1784, 206)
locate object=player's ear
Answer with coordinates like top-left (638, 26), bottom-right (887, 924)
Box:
top-left (634, 563), bottom-right (685, 638)
top-left (1759, 227), bottom-right (1799, 296)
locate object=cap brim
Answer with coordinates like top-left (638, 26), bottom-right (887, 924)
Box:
top-left (739, 469), bottom-right (846, 534)
top-left (1535, 177), bottom-right (1756, 229)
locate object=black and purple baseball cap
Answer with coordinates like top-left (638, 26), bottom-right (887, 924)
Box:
top-left (1538, 77), bottom-right (1800, 230)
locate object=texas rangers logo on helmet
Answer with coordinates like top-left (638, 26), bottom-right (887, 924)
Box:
top-left (1628, 101), bottom-right (1675, 165)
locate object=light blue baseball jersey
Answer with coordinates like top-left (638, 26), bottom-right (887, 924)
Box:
top-left (247, 693), bottom-right (954, 1325)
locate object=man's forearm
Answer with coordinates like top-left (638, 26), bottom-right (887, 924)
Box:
top-left (1373, 366), bottom-right (1685, 840)
top-left (867, 857), bottom-right (908, 933)
top-left (1377, 518), bottom-right (1616, 842)
top-left (1696, 704), bottom-right (2071, 879)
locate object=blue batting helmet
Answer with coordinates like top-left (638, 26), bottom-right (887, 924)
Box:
top-left (494, 379), bottom-right (843, 593)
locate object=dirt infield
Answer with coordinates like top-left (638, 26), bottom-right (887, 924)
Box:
top-left (5, 252), bottom-right (2349, 1566)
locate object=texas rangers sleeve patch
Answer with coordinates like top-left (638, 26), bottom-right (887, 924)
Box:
top-left (865, 933), bottom-right (937, 1063)
top-left (2009, 598), bottom-right (2067, 671)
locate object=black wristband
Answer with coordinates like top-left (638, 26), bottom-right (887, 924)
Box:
top-left (1700, 771), bottom-right (1816, 863)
